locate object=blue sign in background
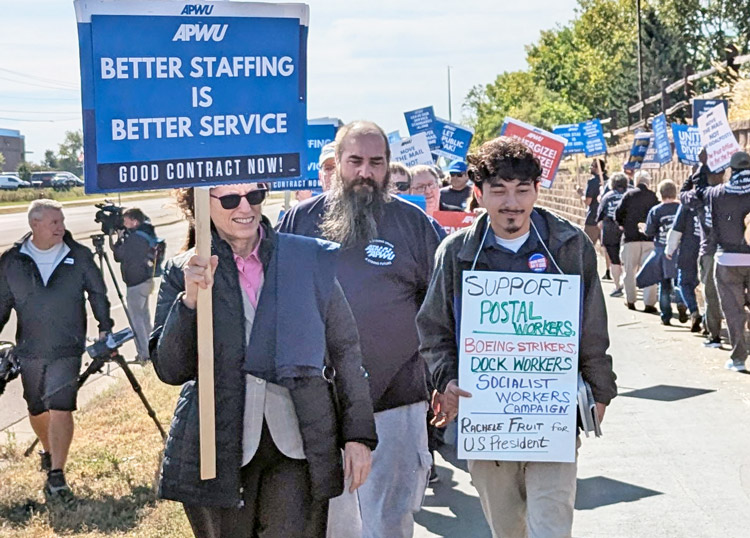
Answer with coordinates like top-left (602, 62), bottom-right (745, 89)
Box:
top-left (671, 123), bottom-right (702, 166)
top-left (271, 121), bottom-right (337, 190)
top-left (692, 99), bottom-right (729, 125)
top-left (651, 113), bottom-right (672, 165)
top-left (78, 11), bottom-right (307, 193)
top-left (625, 133), bottom-right (651, 170)
top-left (581, 119), bottom-right (607, 157)
top-left (433, 118), bottom-right (473, 161)
top-left (553, 119), bottom-right (607, 157)
top-left (404, 106), bottom-right (438, 150)
top-left (553, 124), bottom-right (586, 155)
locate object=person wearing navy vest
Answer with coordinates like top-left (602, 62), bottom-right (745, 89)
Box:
top-left (278, 121), bottom-right (441, 538)
top-left (150, 182), bottom-right (377, 537)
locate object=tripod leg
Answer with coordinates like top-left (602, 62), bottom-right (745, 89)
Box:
top-left (112, 355), bottom-right (167, 440)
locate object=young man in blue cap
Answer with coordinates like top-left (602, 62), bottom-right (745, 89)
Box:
top-left (439, 159), bottom-right (472, 211)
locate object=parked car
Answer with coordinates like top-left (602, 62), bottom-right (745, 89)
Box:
top-left (30, 171), bottom-right (61, 188)
top-left (51, 172), bottom-right (84, 189)
top-left (0, 174), bottom-right (31, 190)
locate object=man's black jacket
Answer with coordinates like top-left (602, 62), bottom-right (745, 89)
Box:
top-left (112, 222), bottom-right (156, 286)
top-left (615, 183), bottom-right (659, 242)
top-left (0, 231), bottom-right (114, 358)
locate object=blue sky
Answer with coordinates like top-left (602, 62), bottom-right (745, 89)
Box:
top-left (1, 0), bottom-right (578, 160)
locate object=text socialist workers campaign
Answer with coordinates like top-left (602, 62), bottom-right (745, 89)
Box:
top-left (75, 0), bottom-right (309, 193)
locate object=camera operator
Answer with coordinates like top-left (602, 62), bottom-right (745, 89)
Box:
top-left (0, 199), bottom-right (113, 502)
top-left (110, 208), bottom-right (157, 362)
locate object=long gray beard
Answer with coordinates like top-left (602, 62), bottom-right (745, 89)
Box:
top-left (320, 179), bottom-right (389, 248)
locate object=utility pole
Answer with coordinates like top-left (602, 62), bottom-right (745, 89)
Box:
top-left (447, 65), bottom-right (453, 122)
top-left (636, 0), bottom-right (644, 119)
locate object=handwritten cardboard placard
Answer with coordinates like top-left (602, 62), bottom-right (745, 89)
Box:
top-left (458, 270), bottom-right (581, 463)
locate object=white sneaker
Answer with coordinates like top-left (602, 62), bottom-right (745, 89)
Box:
top-left (724, 359), bottom-right (747, 372)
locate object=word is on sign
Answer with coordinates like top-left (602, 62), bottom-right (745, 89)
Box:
top-left (500, 118), bottom-right (567, 189)
top-left (75, 0), bottom-right (309, 193)
top-left (458, 271), bottom-right (581, 463)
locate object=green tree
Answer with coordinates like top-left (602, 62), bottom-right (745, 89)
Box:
top-left (0, 152), bottom-right (5, 171)
top-left (465, 71), bottom-right (587, 145)
top-left (42, 150), bottom-right (59, 170)
top-left (57, 130), bottom-right (83, 176)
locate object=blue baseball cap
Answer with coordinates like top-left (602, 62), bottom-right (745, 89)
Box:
top-left (447, 159), bottom-right (467, 173)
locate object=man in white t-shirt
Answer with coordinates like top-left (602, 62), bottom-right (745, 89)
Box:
top-left (0, 199), bottom-right (113, 502)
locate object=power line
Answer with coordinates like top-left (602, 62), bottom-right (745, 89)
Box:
top-left (0, 108), bottom-right (81, 114)
top-left (0, 68), bottom-right (79, 90)
top-left (0, 116), bottom-right (81, 122)
top-left (0, 75), bottom-right (78, 92)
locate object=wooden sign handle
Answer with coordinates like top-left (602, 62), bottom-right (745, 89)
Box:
top-left (195, 187), bottom-right (216, 480)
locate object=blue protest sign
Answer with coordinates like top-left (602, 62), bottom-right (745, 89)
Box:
top-left (388, 130), bottom-right (402, 144)
top-left (396, 194), bottom-right (426, 211)
top-left (553, 123), bottom-right (586, 155)
top-left (75, 0), bottom-right (309, 193)
top-left (404, 106), bottom-right (438, 150)
top-left (671, 123), bottom-right (702, 166)
top-left (692, 99), bottom-right (728, 125)
top-left (582, 119), bottom-right (607, 157)
top-left (271, 119), bottom-right (338, 190)
top-left (625, 132), bottom-right (651, 170)
top-left (432, 117), bottom-right (473, 161)
top-left (553, 119), bottom-right (607, 157)
top-left (651, 113), bottom-right (672, 166)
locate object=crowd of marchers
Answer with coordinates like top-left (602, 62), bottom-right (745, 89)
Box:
top-left (578, 150), bottom-right (750, 373)
top-left (2, 118), bottom-right (747, 538)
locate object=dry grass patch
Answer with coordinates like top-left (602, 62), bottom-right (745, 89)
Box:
top-left (0, 366), bottom-right (192, 537)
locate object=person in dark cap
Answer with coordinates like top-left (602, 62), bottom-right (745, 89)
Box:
top-left (439, 159), bottom-right (472, 211)
top-left (705, 151), bottom-right (750, 372)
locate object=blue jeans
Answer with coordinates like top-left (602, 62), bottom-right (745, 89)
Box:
top-left (659, 279), bottom-right (685, 322)
top-left (677, 269), bottom-right (699, 314)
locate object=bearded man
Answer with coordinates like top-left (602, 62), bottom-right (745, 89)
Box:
top-left (278, 120), bottom-right (441, 538)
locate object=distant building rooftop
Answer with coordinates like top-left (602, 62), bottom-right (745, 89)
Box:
top-left (0, 128), bottom-right (23, 139)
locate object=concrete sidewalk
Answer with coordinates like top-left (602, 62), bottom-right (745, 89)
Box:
top-left (416, 277), bottom-right (750, 538)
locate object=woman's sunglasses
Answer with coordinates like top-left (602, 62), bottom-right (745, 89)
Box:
top-left (394, 181), bottom-right (411, 192)
top-left (210, 189), bottom-right (267, 209)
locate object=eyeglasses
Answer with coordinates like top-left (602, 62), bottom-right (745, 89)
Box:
top-left (450, 172), bottom-right (466, 178)
top-left (411, 183), bottom-right (437, 194)
top-left (210, 189), bottom-right (267, 209)
top-left (394, 181), bottom-right (411, 192)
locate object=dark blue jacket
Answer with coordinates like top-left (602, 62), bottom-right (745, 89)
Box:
top-left (150, 220), bottom-right (377, 508)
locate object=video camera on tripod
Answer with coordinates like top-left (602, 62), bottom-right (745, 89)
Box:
top-left (0, 342), bottom-right (19, 397)
top-left (94, 201), bottom-right (125, 236)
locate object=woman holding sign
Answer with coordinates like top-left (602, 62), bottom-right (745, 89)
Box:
top-left (150, 183), bottom-right (377, 537)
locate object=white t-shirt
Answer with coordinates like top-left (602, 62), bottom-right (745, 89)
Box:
top-left (494, 231), bottom-right (530, 253)
top-left (20, 239), bottom-right (70, 285)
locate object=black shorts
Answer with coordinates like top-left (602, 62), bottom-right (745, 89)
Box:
top-left (604, 244), bottom-right (622, 265)
top-left (19, 356), bottom-right (82, 416)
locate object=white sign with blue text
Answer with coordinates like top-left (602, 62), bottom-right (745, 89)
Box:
top-left (75, 0), bottom-right (309, 193)
top-left (458, 271), bottom-right (581, 462)
top-left (390, 132), bottom-right (434, 167)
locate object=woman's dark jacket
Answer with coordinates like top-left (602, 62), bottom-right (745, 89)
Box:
top-left (150, 220), bottom-right (377, 508)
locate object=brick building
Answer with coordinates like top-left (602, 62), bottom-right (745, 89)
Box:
top-left (0, 128), bottom-right (25, 172)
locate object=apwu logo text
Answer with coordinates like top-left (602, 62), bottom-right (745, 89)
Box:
top-left (173, 24), bottom-right (228, 42)
top-left (181, 4), bottom-right (214, 15)
top-left (364, 240), bottom-right (396, 267)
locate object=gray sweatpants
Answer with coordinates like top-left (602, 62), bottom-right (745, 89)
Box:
top-left (699, 253), bottom-right (722, 339)
top-left (327, 401), bottom-right (431, 538)
top-left (715, 264), bottom-right (750, 363)
top-left (126, 279), bottom-right (154, 360)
